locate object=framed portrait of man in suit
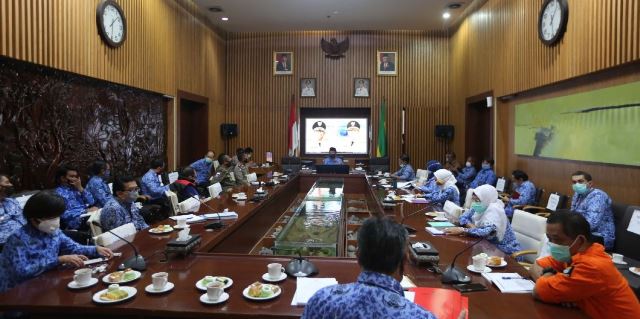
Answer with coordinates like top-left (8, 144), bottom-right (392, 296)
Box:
top-left (377, 51), bottom-right (397, 76)
top-left (274, 51), bottom-right (293, 75)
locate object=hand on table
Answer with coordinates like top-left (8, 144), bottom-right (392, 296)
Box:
top-left (58, 254), bottom-right (88, 267)
top-left (444, 227), bottom-right (465, 236)
top-left (96, 246), bottom-right (114, 259)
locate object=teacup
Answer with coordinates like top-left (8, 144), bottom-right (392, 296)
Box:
top-left (206, 282), bottom-right (224, 301)
top-left (377, 171), bottom-right (383, 176)
top-left (178, 227), bottom-right (191, 241)
top-left (436, 211), bottom-right (447, 219)
top-left (73, 268), bottom-right (92, 285)
top-left (267, 263), bottom-right (285, 280)
top-left (612, 253), bottom-right (624, 263)
top-left (384, 172), bottom-right (390, 177)
top-left (472, 253), bottom-right (488, 271)
top-left (152, 272), bottom-right (168, 290)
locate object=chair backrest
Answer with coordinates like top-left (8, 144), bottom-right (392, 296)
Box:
top-left (108, 183), bottom-right (113, 194)
top-left (495, 177), bottom-right (508, 193)
top-left (545, 192), bottom-right (568, 211)
top-left (534, 188), bottom-right (545, 206)
top-left (87, 209), bottom-right (103, 237)
top-left (443, 200), bottom-right (463, 223)
top-left (416, 169), bottom-right (428, 179)
top-left (213, 160), bottom-right (220, 171)
top-left (613, 204), bottom-right (640, 260)
top-left (165, 190), bottom-right (180, 216)
top-left (512, 209), bottom-right (548, 263)
top-left (208, 182), bottom-right (223, 198)
top-left (368, 157), bottom-right (390, 173)
top-left (178, 196), bottom-right (201, 214)
top-left (247, 172), bottom-right (258, 183)
top-left (94, 222), bottom-right (136, 246)
top-left (463, 188), bottom-right (474, 209)
top-left (168, 172), bottom-right (179, 184)
top-left (281, 156), bottom-right (301, 165)
top-left (13, 192), bottom-right (36, 209)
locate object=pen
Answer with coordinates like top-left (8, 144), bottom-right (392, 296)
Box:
top-left (501, 277), bottom-right (525, 280)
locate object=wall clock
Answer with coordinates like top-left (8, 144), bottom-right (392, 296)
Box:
top-left (96, 0), bottom-right (127, 48)
top-left (538, 0), bottom-right (568, 46)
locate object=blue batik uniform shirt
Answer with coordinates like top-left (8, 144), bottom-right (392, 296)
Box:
top-left (100, 197), bottom-right (149, 232)
top-left (571, 188), bottom-right (615, 250)
top-left (0, 225), bottom-right (99, 292)
top-left (470, 167), bottom-right (497, 189)
top-left (190, 158), bottom-right (213, 185)
top-left (459, 209), bottom-right (522, 255)
top-left (85, 175), bottom-right (113, 208)
top-left (418, 177), bottom-right (439, 194)
top-left (55, 185), bottom-right (95, 230)
top-left (0, 197), bottom-right (26, 245)
top-left (141, 169), bottom-right (169, 200)
top-left (394, 164), bottom-right (415, 181)
top-left (504, 180), bottom-right (536, 217)
top-left (323, 157), bottom-right (344, 165)
top-left (457, 166), bottom-right (477, 187)
top-left (302, 271), bottom-right (436, 319)
top-left (425, 185), bottom-right (460, 207)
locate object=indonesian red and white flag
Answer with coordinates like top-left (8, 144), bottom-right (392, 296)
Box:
top-left (287, 95), bottom-right (299, 156)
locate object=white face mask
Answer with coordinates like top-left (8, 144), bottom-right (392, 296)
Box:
top-left (466, 162), bottom-right (472, 167)
top-left (37, 217), bottom-right (60, 234)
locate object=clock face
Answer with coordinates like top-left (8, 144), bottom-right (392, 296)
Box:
top-left (538, 0), bottom-right (568, 45)
top-left (102, 5), bottom-right (124, 44)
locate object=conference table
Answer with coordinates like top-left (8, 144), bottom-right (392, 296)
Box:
top-left (0, 172), bottom-right (587, 319)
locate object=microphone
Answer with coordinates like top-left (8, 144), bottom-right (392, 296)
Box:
top-left (440, 230), bottom-right (496, 284)
top-left (399, 204), bottom-right (431, 234)
top-left (91, 221), bottom-right (146, 271)
top-left (192, 195), bottom-right (223, 230)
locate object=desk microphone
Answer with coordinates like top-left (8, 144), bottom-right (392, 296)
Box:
top-left (192, 195), bottom-right (223, 230)
top-left (399, 205), bottom-right (431, 234)
top-left (441, 230), bottom-right (495, 284)
top-left (92, 221), bottom-right (146, 271)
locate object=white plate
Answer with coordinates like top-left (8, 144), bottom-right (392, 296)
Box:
top-left (145, 282), bottom-right (174, 294)
top-left (231, 193), bottom-right (246, 198)
top-left (629, 267), bottom-right (640, 276)
top-left (149, 226), bottom-right (174, 234)
top-left (67, 277), bottom-right (99, 289)
top-left (467, 265), bottom-right (492, 273)
top-left (613, 260), bottom-right (628, 265)
top-left (200, 292), bottom-right (229, 305)
top-left (102, 270), bottom-right (142, 284)
top-left (424, 212), bottom-right (438, 217)
top-left (92, 286), bottom-right (137, 304)
top-left (196, 276), bottom-right (233, 291)
top-left (173, 225), bottom-right (188, 230)
top-left (242, 284), bottom-right (281, 301)
top-left (262, 272), bottom-right (287, 282)
top-left (432, 217), bottom-right (448, 221)
top-left (487, 260), bottom-right (508, 268)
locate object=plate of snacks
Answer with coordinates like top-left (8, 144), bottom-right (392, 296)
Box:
top-left (196, 276), bottom-right (233, 290)
top-left (630, 267), bottom-right (640, 276)
top-left (149, 224), bottom-right (174, 234)
top-left (242, 282), bottom-right (281, 301)
top-left (93, 284), bottom-right (137, 304)
top-left (102, 269), bottom-right (141, 284)
top-left (487, 256), bottom-right (507, 268)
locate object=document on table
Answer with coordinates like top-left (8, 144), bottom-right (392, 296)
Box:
top-left (425, 227), bottom-right (445, 235)
top-left (291, 277), bottom-right (338, 306)
top-left (397, 181), bottom-right (412, 189)
top-left (400, 275), bottom-right (417, 289)
top-left (204, 211), bottom-right (239, 219)
top-left (482, 273), bottom-right (534, 293)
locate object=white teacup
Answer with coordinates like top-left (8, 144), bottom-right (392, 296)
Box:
top-left (267, 263), bottom-right (285, 280)
top-left (178, 227), bottom-right (191, 241)
top-left (472, 253), bottom-right (488, 271)
top-left (436, 211), bottom-right (447, 219)
top-left (387, 190), bottom-right (396, 197)
top-left (384, 172), bottom-right (390, 177)
top-left (612, 253), bottom-right (624, 263)
top-left (73, 268), bottom-right (92, 285)
top-left (176, 218), bottom-right (188, 228)
top-left (377, 171), bottom-right (383, 176)
top-left (152, 272), bottom-right (168, 290)
top-left (206, 282), bottom-right (224, 301)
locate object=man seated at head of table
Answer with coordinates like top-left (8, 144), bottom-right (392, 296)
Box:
top-left (84, 160), bottom-right (113, 208)
top-left (169, 167), bottom-right (200, 202)
top-left (390, 154), bottom-right (415, 181)
top-left (211, 153), bottom-right (236, 190)
top-left (100, 175), bottom-right (148, 232)
top-left (422, 169), bottom-right (460, 207)
top-left (0, 191), bottom-right (113, 293)
top-left (529, 211), bottom-right (640, 318)
top-left (303, 216), bottom-right (466, 319)
top-left (569, 171), bottom-right (615, 250)
top-left (55, 165), bottom-right (99, 231)
top-left (0, 174), bottom-right (26, 252)
top-left (444, 184), bottom-right (522, 256)
top-left (322, 147), bottom-right (343, 165)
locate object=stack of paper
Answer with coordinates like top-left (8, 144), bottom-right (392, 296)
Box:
top-left (204, 211), bottom-right (239, 219)
top-left (291, 277), bottom-right (338, 306)
top-left (482, 273), bottom-right (535, 293)
top-left (400, 275), bottom-right (417, 289)
top-left (169, 214), bottom-right (195, 221)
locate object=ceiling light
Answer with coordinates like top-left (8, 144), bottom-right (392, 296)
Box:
top-left (221, 17), bottom-right (229, 21)
top-left (442, 12), bottom-right (451, 19)
top-left (208, 6), bottom-right (223, 13)
top-left (447, 3), bottom-right (463, 10)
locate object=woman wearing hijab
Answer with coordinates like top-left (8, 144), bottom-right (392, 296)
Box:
top-left (444, 184), bottom-right (521, 256)
top-left (416, 161), bottom-right (443, 195)
top-left (424, 169), bottom-right (460, 206)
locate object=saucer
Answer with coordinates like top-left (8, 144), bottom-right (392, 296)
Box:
top-left (487, 260), bottom-right (508, 268)
top-left (432, 217), bottom-right (448, 221)
top-left (67, 277), bottom-right (99, 289)
top-left (200, 292), bottom-right (229, 305)
top-left (262, 272), bottom-right (287, 282)
top-left (92, 286), bottom-right (137, 304)
top-left (613, 260), bottom-right (628, 265)
top-left (173, 225), bottom-right (188, 230)
top-left (467, 265), bottom-right (492, 273)
top-left (145, 282), bottom-right (174, 294)
top-left (629, 267), bottom-right (640, 276)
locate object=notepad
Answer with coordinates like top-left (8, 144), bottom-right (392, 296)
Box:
top-left (427, 221), bottom-right (455, 228)
top-left (291, 277), bottom-right (338, 306)
top-left (482, 273), bottom-right (534, 293)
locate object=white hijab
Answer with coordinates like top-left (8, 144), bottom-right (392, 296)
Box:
top-left (434, 169), bottom-right (459, 195)
top-left (471, 184), bottom-right (508, 241)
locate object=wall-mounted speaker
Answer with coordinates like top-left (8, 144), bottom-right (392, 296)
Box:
top-left (220, 123), bottom-right (238, 138)
top-left (435, 125), bottom-right (454, 140)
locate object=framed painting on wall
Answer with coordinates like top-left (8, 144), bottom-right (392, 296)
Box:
top-left (273, 51), bottom-right (293, 75)
top-left (377, 51), bottom-right (397, 76)
top-left (353, 78), bottom-right (370, 98)
top-left (300, 78), bottom-right (316, 97)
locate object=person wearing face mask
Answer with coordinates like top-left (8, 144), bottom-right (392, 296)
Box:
top-left (0, 191), bottom-right (113, 293)
top-left (469, 157), bottom-right (497, 189)
top-left (529, 212), bottom-right (640, 318)
top-left (444, 151), bottom-right (462, 175)
top-left (445, 184), bottom-right (521, 256)
top-left (190, 150), bottom-right (216, 188)
top-left (423, 169), bottom-right (460, 207)
top-left (0, 174), bottom-right (26, 251)
top-left (54, 165), bottom-right (98, 230)
top-left (85, 160), bottom-right (113, 208)
top-left (390, 154), bottom-right (415, 181)
top-left (416, 161), bottom-right (442, 195)
top-left (211, 153), bottom-right (236, 190)
top-left (100, 175), bottom-right (149, 232)
top-left (169, 167), bottom-right (200, 202)
top-left (141, 159), bottom-right (170, 203)
top-left (457, 156), bottom-right (477, 190)
top-left (503, 169), bottom-right (537, 218)
top-left (323, 147), bottom-right (343, 165)
top-left (234, 150), bottom-right (250, 186)
top-left (243, 147), bottom-right (258, 168)
top-left (569, 171), bottom-right (615, 250)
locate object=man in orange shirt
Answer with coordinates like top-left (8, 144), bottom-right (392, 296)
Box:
top-left (530, 212), bottom-right (640, 319)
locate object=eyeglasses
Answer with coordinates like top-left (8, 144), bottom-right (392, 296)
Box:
top-left (127, 187), bottom-right (140, 192)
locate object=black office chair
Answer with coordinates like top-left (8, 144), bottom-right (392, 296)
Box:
top-left (368, 157), bottom-right (389, 173)
top-left (281, 156), bottom-right (302, 174)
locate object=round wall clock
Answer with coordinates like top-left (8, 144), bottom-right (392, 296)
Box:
top-left (538, 0), bottom-right (568, 46)
top-left (96, 0), bottom-right (127, 48)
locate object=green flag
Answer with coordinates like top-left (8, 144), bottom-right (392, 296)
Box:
top-left (376, 99), bottom-right (387, 157)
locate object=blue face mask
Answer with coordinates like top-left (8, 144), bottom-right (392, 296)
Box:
top-left (471, 202), bottom-right (487, 214)
top-left (103, 170), bottom-right (111, 178)
top-left (205, 157), bottom-right (213, 164)
top-left (481, 164), bottom-right (491, 170)
top-left (572, 183), bottom-right (588, 195)
top-left (547, 237), bottom-right (578, 263)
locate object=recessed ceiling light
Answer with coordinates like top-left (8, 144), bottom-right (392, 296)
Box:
top-left (442, 12), bottom-right (451, 19)
top-left (208, 6), bottom-right (223, 13)
top-left (221, 17), bottom-right (229, 21)
top-left (447, 3), bottom-right (463, 10)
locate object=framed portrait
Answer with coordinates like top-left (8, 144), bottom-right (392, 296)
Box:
top-left (377, 51), bottom-right (398, 76)
top-left (273, 51), bottom-right (293, 75)
top-left (300, 78), bottom-right (316, 98)
top-left (353, 78), bottom-right (370, 98)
